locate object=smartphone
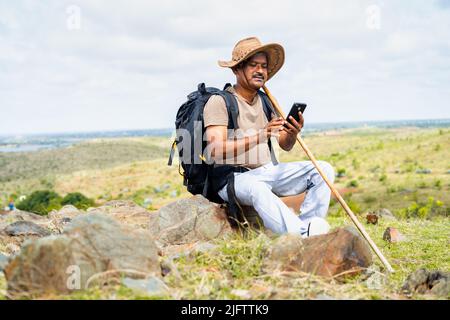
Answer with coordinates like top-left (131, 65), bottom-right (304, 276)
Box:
top-left (285, 103), bottom-right (307, 127)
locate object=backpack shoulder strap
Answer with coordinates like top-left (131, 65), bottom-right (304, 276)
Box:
top-left (258, 90), bottom-right (279, 121)
top-left (258, 90), bottom-right (279, 165)
top-left (214, 83), bottom-right (239, 130)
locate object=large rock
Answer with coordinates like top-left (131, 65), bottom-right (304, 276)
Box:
top-left (0, 210), bottom-right (47, 222)
top-left (48, 205), bottom-right (82, 220)
top-left (401, 269), bottom-right (449, 297)
top-left (47, 205), bottom-right (83, 233)
top-left (4, 214), bottom-right (160, 298)
top-left (0, 218), bottom-right (53, 256)
top-left (149, 195), bottom-right (233, 246)
top-left (0, 210), bottom-right (49, 230)
top-left (3, 221), bottom-right (51, 237)
top-left (263, 227), bottom-right (373, 277)
top-left (87, 200), bottom-right (153, 230)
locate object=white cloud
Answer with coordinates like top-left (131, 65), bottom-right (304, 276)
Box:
top-left (0, 0), bottom-right (449, 134)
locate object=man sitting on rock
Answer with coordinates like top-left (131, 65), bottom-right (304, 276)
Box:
top-left (204, 37), bottom-right (335, 238)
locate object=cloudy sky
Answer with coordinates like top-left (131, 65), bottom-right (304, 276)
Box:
top-left (0, 0), bottom-right (449, 135)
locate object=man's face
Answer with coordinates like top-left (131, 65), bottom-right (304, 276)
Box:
top-left (236, 52), bottom-right (268, 90)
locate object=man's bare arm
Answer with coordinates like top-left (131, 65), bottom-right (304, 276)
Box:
top-left (205, 118), bottom-right (285, 162)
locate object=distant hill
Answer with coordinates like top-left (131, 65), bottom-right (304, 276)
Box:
top-left (0, 138), bottom-right (167, 183)
top-left (1, 119), bottom-right (449, 153)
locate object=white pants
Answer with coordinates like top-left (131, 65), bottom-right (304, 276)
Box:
top-left (218, 161), bottom-right (335, 235)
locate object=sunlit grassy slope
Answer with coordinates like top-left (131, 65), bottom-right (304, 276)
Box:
top-left (2, 127), bottom-right (448, 215)
top-left (0, 127), bottom-right (448, 300)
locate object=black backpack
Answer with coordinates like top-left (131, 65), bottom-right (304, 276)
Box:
top-left (168, 83), bottom-right (278, 216)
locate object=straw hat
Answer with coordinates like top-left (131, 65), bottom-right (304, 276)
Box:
top-left (218, 37), bottom-right (285, 81)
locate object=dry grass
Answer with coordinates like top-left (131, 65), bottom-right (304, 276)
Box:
top-left (0, 126), bottom-right (448, 300)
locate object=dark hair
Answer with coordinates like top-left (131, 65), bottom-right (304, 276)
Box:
top-left (233, 51), bottom-right (269, 71)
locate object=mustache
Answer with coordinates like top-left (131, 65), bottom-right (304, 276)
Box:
top-left (252, 73), bottom-right (265, 79)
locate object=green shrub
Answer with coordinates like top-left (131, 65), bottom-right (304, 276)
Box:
top-left (434, 180), bottom-right (442, 190)
top-left (336, 168), bottom-right (346, 178)
top-left (379, 174), bottom-right (387, 182)
top-left (347, 180), bottom-right (359, 188)
top-left (337, 193), bottom-right (360, 212)
top-left (349, 201), bottom-right (360, 215)
top-left (16, 190), bottom-right (62, 215)
top-left (397, 197), bottom-right (446, 219)
top-left (337, 198), bottom-right (361, 215)
top-left (61, 192), bottom-right (95, 210)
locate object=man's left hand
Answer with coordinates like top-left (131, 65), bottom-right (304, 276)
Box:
top-left (283, 111), bottom-right (304, 136)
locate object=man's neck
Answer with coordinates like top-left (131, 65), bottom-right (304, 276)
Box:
top-left (234, 84), bottom-right (257, 104)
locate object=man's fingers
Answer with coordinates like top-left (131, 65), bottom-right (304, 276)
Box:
top-left (298, 112), bottom-right (305, 126)
top-left (287, 116), bottom-right (301, 131)
top-left (284, 118), bottom-right (298, 131)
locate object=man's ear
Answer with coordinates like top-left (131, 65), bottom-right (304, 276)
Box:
top-left (232, 62), bottom-right (244, 75)
top-left (232, 63), bottom-right (244, 75)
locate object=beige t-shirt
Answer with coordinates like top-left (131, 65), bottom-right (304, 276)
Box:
top-left (203, 86), bottom-right (272, 169)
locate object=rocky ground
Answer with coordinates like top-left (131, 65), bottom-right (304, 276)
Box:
top-left (0, 195), bottom-right (448, 300)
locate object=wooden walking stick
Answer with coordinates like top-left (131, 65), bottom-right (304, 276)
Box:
top-left (262, 85), bottom-right (394, 273)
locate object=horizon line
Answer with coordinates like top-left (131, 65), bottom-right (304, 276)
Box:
top-left (1, 117), bottom-right (449, 137)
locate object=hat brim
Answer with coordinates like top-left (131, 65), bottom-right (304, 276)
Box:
top-left (218, 43), bottom-right (285, 81)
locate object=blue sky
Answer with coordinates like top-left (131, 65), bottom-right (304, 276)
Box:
top-left (0, 0), bottom-right (449, 134)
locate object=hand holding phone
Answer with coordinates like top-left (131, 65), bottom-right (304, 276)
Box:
top-left (284, 103), bottom-right (306, 128)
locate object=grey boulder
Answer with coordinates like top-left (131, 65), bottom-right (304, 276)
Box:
top-left (3, 221), bottom-right (51, 237)
top-left (149, 195), bottom-right (233, 246)
top-left (4, 213), bottom-right (160, 298)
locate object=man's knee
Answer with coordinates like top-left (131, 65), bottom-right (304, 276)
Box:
top-left (317, 161), bottom-right (335, 183)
